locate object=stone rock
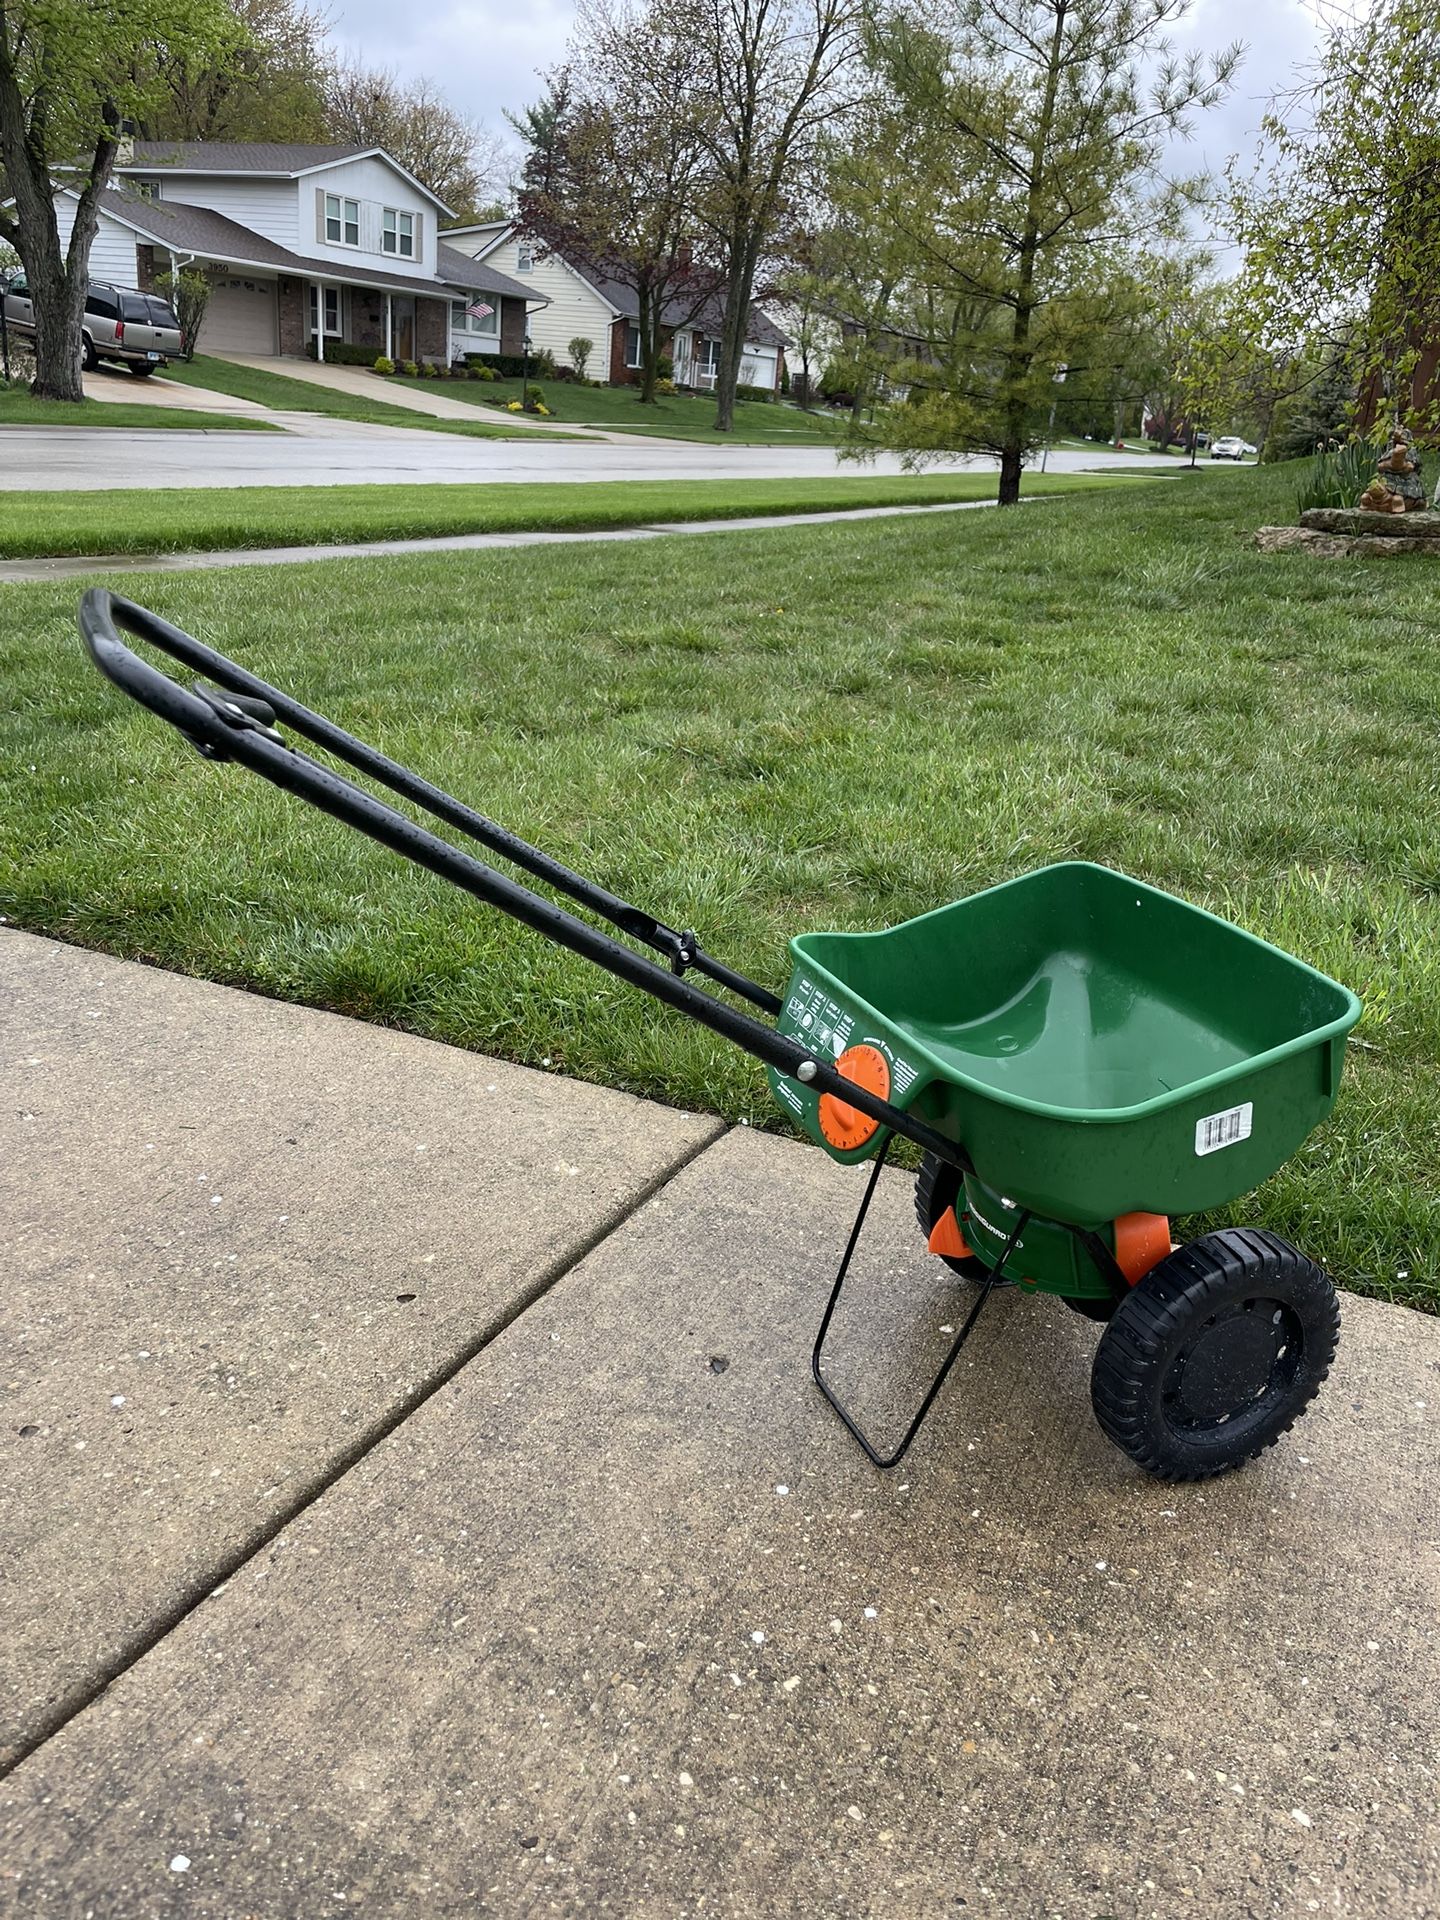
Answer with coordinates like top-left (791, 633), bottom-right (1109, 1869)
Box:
top-left (1256, 524), bottom-right (1440, 556)
top-left (1300, 507), bottom-right (1440, 537)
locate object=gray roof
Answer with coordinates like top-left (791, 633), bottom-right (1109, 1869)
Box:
top-left (122, 141), bottom-right (370, 175)
top-left (436, 242), bottom-right (539, 306)
top-left (93, 189), bottom-right (548, 306)
top-left (589, 271), bottom-right (791, 349)
top-left (98, 189), bottom-right (299, 268)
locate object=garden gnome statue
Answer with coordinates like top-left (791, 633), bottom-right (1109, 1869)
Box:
top-left (1358, 427), bottom-right (1426, 513)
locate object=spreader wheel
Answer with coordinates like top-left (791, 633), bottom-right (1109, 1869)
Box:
top-left (1091, 1229), bottom-right (1339, 1481)
top-left (913, 1152), bottom-right (990, 1282)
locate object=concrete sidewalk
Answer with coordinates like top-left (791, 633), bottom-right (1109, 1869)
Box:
top-left (3, 930), bottom-right (1437, 1917)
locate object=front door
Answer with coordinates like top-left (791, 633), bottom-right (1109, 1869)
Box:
top-left (393, 296), bottom-right (415, 363)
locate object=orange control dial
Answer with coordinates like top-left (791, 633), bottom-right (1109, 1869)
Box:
top-left (819, 1043), bottom-right (891, 1152)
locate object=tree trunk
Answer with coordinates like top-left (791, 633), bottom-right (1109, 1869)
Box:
top-left (637, 283), bottom-right (657, 403)
top-left (713, 231), bottom-right (758, 433)
top-left (996, 0), bottom-right (1067, 506)
top-left (0, 34), bottom-right (116, 402)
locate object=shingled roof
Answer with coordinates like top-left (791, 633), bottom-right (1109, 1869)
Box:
top-left (123, 141), bottom-right (370, 174)
top-left (88, 190), bottom-right (548, 307)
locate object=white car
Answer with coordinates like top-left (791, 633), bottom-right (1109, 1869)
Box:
top-left (1210, 436), bottom-right (1255, 462)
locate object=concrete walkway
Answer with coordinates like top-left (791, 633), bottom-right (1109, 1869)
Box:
top-left (216, 352), bottom-right (592, 434)
top-left (4, 930), bottom-right (1436, 1917)
top-left (0, 497), bottom-right (1014, 585)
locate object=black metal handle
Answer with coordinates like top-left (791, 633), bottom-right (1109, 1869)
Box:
top-left (76, 589), bottom-right (975, 1174)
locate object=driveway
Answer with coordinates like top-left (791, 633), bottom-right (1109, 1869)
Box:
top-left (0, 421), bottom-right (1181, 492)
top-left (80, 365), bottom-right (266, 415)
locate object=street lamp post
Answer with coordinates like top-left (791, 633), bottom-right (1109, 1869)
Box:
top-left (522, 331), bottom-right (532, 403)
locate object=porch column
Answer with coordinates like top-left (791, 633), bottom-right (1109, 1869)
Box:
top-left (385, 292), bottom-right (392, 361)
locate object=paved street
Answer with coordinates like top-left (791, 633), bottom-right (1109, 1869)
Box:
top-left (0, 418), bottom-right (1183, 491)
top-left (3, 930), bottom-right (1437, 1917)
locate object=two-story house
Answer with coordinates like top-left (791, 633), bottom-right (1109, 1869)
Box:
top-left (441, 219), bottom-right (790, 392)
top-left (49, 141), bottom-right (546, 363)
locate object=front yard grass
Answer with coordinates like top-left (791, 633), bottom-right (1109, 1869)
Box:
top-left (161, 354), bottom-right (540, 437)
top-left (0, 471), bottom-right (1127, 559)
top-left (0, 388), bottom-right (278, 432)
top-left (384, 373), bottom-right (850, 442)
top-left (2, 461), bottom-right (1435, 1303)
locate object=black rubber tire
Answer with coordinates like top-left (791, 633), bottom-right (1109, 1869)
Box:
top-left (1091, 1228), bottom-right (1339, 1481)
top-left (81, 335), bottom-right (98, 372)
top-left (128, 363), bottom-right (156, 377)
top-left (913, 1152), bottom-right (991, 1282)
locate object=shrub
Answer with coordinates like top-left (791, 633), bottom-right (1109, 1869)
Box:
top-left (736, 382), bottom-right (773, 403)
top-left (153, 266), bottom-right (211, 361)
top-left (654, 377), bottom-right (677, 396)
top-left (304, 340), bottom-right (388, 367)
top-left (372, 355), bottom-right (395, 376)
top-left (780, 365), bottom-right (791, 393)
top-left (421, 361), bottom-right (441, 379)
top-left (522, 382), bottom-right (547, 411)
top-left (400, 360), bottom-right (419, 379)
top-left (656, 352), bottom-right (674, 382)
top-left (568, 335), bottom-right (593, 379)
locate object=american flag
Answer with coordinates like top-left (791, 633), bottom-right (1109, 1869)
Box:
top-left (467, 301), bottom-right (494, 321)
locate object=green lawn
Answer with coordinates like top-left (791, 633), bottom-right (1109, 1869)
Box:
top-left (0, 387), bottom-right (278, 432)
top-left (0, 471), bottom-right (1126, 560)
top-left (385, 372), bottom-right (850, 443)
top-left (162, 354), bottom-right (538, 438)
top-left (2, 462), bottom-right (1434, 1304)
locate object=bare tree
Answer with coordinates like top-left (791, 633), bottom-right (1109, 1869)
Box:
top-left (514, 3), bottom-right (718, 403)
top-left (324, 59), bottom-right (507, 220)
top-left (683, 0), bottom-right (862, 431)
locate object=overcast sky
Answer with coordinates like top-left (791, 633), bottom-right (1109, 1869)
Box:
top-left (326, 0), bottom-right (1326, 227)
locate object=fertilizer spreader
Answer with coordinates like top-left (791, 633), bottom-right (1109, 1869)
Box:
top-left (79, 591), bottom-right (1363, 1482)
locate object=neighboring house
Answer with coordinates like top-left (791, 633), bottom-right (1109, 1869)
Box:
top-left (48, 141), bottom-right (547, 362)
top-left (441, 220), bottom-right (791, 392)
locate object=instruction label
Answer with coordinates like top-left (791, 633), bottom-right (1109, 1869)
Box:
top-left (1195, 1101), bottom-right (1253, 1157)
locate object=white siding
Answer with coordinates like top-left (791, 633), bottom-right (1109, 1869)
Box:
top-left (301, 156), bottom-right (438, 278)
top-left (131, 175), bottom-right (301, 250)
top-left (54, 201), bottom-right (139, 285)
top-left (448, 227), bottom-right (612, 370)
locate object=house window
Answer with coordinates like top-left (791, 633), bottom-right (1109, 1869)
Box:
top-left (382, 208), bottom-right (414, 258)
top-left (515, 245), bottom-right (534, 272)
top-left (624, 323), bottom-right (643, 369)
top-left (309, 283), bottom-right (342, 337)
top-left (696, 336), bottom-right (720, 373)
top-left (132, 179), bottom-right (161, 200)
top-left (451, 297), bottom-right (498, 336)
top-left (325, 194), bottom-right (359, 246)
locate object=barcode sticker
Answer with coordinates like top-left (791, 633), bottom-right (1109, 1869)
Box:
top-left (1195, 1102), bottom-right (1253, 1156)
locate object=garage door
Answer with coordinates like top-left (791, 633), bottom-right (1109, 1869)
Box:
top-left (203, 277), bottom-right (278, 355)
top-left (740, 344), bottom-right (779, 391)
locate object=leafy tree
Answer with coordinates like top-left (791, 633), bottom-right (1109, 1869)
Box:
top-left (1229, 0), bottom-right (1440, 442)
top-left (143, 0), bottom-right (329, 144)
top-left (0, 0), bottom-right (238, 400)
top-left (842, 0), bottom-right (1238, 502)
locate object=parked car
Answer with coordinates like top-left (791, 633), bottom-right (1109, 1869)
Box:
top-left (1, 276), bottom-right (182, 375)
top-left (1210, 435), bottom-right (1256, 462)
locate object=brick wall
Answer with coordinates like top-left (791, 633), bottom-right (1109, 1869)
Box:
top-left (417, 296), bottom-right (448, 363)
top-left (136, 246), bottom-right (157, 293)
top-left (278, 278), bottom-right (305, 357)
top-left (608, 319), bottom-right (629, 385)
